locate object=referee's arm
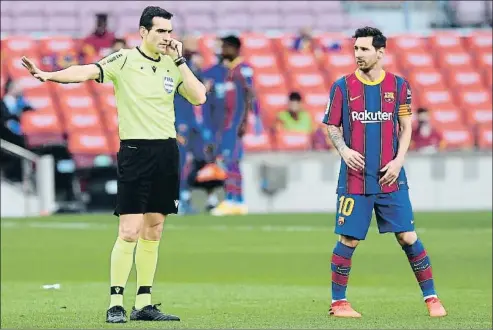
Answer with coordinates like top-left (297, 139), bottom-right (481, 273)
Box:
top-left (176, 64), bottom-right (207, 106)
top-left (21, 56), bottom-right (100, 84)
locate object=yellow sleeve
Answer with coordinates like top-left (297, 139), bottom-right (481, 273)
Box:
top-left (95, 49), bottom-right (129, 83)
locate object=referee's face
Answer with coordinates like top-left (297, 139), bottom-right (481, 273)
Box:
top-left (144, 17), bottom-right (173, 54)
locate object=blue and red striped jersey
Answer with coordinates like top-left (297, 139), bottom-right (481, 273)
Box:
top-left (224, 57), bottom-right (259, 130)
top-left (322, 70), bottom-right (412, 195)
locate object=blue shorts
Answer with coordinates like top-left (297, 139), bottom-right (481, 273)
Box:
top-left (334, 190), bottom-right (414, 240)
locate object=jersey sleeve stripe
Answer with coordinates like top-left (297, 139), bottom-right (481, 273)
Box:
top-left (94, 63), bottom-right (104, 83)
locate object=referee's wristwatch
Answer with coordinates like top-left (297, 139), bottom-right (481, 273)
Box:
top-left (174, 57), bottom-right (186, 67)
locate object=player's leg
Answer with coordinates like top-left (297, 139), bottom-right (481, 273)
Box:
top-left (374, 190), bottom-right (446, 317)
top-left (211, 129), bottom-right (242, 215)
top-left (329, 194), bottom-right (374, 318)
top-left (107, 143), bottom-right (154, 323)
top-left (130, 139), bottom-right (180, 322)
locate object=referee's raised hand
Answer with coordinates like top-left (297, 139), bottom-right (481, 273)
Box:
top-left (21, 56), bottom-right (51, 82)
top-left (163, 39), bottom-right (183, 60)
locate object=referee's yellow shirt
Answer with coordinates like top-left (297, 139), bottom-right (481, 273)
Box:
top-left (95, 47), bottom-right (183, 140)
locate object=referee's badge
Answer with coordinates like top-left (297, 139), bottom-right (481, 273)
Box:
top-left (163, 76), bottom-right (175, 94)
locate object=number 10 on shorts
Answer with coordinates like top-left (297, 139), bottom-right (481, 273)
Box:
top-left (338, 196), bottom-right (355, 216)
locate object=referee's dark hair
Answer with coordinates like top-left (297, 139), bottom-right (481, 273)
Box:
top-left (140, 6), bottom-right (173, 30)
top-left (352, 26), bottom-right (387, 50)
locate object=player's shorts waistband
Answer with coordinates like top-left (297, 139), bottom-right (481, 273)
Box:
top-left (120, 138), bottom-right (176, 146)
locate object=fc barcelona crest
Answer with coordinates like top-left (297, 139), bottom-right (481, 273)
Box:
top-left (384, 92), bottom-right (395, 103)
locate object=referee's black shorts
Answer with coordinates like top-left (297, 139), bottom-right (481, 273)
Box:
top-left (114, 138), bottom-right (180, 217)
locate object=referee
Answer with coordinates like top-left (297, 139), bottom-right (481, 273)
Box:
top-left (22, 6), bottom-right (206, 323)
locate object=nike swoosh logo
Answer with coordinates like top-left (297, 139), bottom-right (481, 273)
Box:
top-left (350, 96), bottom-right (361, 101)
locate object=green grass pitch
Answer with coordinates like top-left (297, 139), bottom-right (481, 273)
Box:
top-left (1, 211), bottom-right (492, 329)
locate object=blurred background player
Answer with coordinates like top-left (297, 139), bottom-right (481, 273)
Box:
top-left (323, 27), bottom-right (447, 318)
top-left (175, 35), bottom-right (223, 214)
top-left (210, 35), bottom-right (261, 216)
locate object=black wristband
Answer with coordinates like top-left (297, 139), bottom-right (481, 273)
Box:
top-left (174, 57), bottom-right (186, 67)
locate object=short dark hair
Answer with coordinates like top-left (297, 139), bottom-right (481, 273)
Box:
top-left (221, 35), bottom-right (242, 50)
top-left (139, 6), bottom-right (173, 31)
top-left (352, 26), bottom-right (387, 49)
top-left (417, 107), bottom-right (428, 114)
top-left (289, 91), bottom-right (302, 102)
top-left (113, 38), bottom-right (126, 46)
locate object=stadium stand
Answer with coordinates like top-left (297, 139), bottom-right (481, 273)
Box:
top-left (1, 1), bottom-right (492, 159)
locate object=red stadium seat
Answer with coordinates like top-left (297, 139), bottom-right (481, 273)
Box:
top-left (288, 72), bottom-right (328, 94)
top-left (388, 34), bottom-right (426, 53)
top-left (68, 132), bottom-right (112, 168)
top-left (438, 124), bottom-right (475, 150)
top-left (51, 81), bottom-right (93, 96)
top-left (281, 52), bottom-right (319, 74)
top-left (455, 88), bottom-right (492, 111)
top-left (23, 90), bottom-right (57, 112)
top-left (108, 131), bottom-right (120, 154)
top-left (275, 130), bottom-right (312, 151)
top-left (314, 32), bottom-right (354, 54)
top-left (428, 31), bottom-right (465, 53)
top-left (97, 92), bottom-right (117, 113)
top-left (102, 107), bottom-right (119, 133)
top-left (257, 92), bottom-right (288, 126)
top-left (58, 93), bottom-right (99, 121)
top-left (475, 50), bottom-right (492, 69)
top-left (408, 69), bottom-right (447, 90)
top-left (418, 88), bottom-right (456, 109)
top-left (91, 80), bottom-right (115, 96)
top-left (124, 33), bottom-right (142, 48)
top-left (38, 36), bottom-right (77, 56)
top-left (484, 68), bottom-right (492, 89)
top-left (477, 125), bottom-right (492, 150)
top-left (464, 106), bottom-right (492, 126)
top-left (326, 67), bottom-right (351, 85)
top-left (63, 108), bottom-right (103, 133)
top-left (20, 110), bottom-right (64, 147)
top-left (198, 34), bottom-right (217, 59)
top-left (240, 33), bottom-right (274, 56)
top-left (428, 107), bottom-right (463, 127)
top-left (5, 56), bottom-right (41, 78)
top-left (303, 92), bottom-right (330, 121)
top-left (271, 33), bottom-right (297, 52)
top-left (38, 36), bottom-right (79, 71)
top-left (243, 131), bottom-right (273, 152)
top-left (15, 76), bottom-right (51, 94)
top-left (382, 53), bottom-right (399, 73)
top-left (466, 30), bottom-right (492, 55)
top-left (1, 36), bottom-right (39, 58)
top-left (323, 53), bottom-right (355, 72)
top-left (245, 54), bottom-right (281, 74)
top-left (437, 51), bottom-right (474, 70)
top-left (253, 73), bottom-right (288, 94)
top-left (446, 70), bottom-right (485, 91)
top-left (399, 52), bottom-right (436, 72)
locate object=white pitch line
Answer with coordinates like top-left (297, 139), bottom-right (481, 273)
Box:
top-left (1, 221), bottom-right (491, 234)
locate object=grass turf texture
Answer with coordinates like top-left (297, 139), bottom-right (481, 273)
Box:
top-left (1, 212), bottom-right (491, 329)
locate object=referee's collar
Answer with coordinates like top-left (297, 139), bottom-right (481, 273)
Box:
top-left (136, 46), bottom-right (161, 62)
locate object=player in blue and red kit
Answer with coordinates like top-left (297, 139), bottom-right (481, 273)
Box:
top-left (210, 35), bottom-right (261, 216)
top-left (323, 27), bottom-right (447, 318)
